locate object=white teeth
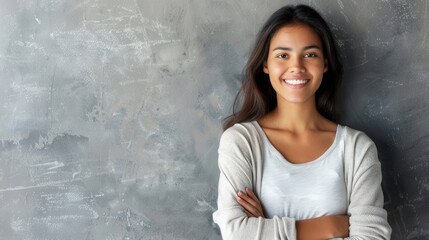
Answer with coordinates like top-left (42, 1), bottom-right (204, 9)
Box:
top-left (284, 79), bottom-right (309, 85)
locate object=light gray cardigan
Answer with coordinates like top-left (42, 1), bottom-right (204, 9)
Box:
top-left (213, 121), bottom-right (391, 240)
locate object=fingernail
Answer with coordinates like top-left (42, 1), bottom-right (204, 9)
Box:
top-left (237, 191), bottom-right (243, 196)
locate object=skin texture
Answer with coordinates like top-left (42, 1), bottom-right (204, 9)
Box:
top-left (236, 23), bottom-right (350, 239)
top-left (263, 23), bottom-right (328, 106)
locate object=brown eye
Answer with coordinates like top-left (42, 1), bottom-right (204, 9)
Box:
top-left (304, 53), bottom-right (317, 58)
top-left (277, 54), bottom-right (288, 59)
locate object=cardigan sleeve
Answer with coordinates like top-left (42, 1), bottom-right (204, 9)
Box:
top-left (344, 129), bottom-right (392, 239)
top-left (212, 125), bottom-right (297, 240)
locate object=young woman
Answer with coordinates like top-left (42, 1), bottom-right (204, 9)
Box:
top-left (213, 4), bottom-right (391, 240)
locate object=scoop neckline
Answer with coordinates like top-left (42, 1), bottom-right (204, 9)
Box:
top-left (252, 121), bottom-right (343, 167)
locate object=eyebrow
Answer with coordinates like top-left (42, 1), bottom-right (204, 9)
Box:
top-left (272, 45), bottom-right (321, 51)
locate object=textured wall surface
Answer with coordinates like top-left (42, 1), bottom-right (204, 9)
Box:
top-left (0, 0), bottom-right (428, 239)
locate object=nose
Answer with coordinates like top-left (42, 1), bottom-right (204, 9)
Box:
top-left (288, 56), bottom-right (305, 73)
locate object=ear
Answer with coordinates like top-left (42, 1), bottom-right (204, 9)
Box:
top-left (323, 59), bottom-right (328, 73)
top-left (263, 61), bottom-right (269, 74)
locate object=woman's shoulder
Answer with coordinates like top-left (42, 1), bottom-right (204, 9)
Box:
top-left (340, 125), bottom-right (379, 165)
top-left (219, 121), bottom-right (262, 147)
top-left (222, 121), bottom-right (258, 137)
top-left (218, 121), bottom-right (264, 162)
top-left (341, 125), bottom-right (375, 146)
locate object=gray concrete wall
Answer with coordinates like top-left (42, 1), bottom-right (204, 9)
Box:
top-left (0, 0), bottom-right (427, 239)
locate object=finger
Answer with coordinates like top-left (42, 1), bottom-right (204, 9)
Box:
top-left (236, 195), bottom-right (255, 210)
top-left (244, 210), bottom-right (256, 218)
top-left (238, 191), bottom-right (260, 209)
top-left (237, 191), bottom-right (256, 204)
top-left (237, 195), bottom-right (264, 217)
top-left (245, 187), bottom-right (261, 203)
top-left (236, 196), bottom-right (260, 216)
top-left (238, 191), bottom-right (265, 217)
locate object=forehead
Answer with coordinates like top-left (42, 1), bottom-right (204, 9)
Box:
top-left (270, 23), bottom-right (322, 49)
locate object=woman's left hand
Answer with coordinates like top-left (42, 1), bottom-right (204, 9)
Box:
top-left (236, 187), bottom-right (265, 218)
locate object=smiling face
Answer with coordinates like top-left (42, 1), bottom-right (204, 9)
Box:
top-left (263, 23), bottom-right (328, 105)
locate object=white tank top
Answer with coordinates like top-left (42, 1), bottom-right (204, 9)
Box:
top-left (258, 124), bottom-right (348, 220)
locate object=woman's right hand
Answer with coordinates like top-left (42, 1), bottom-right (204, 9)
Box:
top-left (296, 215), bottom-right (349, 240)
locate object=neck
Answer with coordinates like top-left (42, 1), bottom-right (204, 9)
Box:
top-left (270, 96), bottom-right (323, 133)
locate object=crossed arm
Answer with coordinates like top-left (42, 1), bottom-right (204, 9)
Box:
top-left (213, 125), bottom-right (391, 239)
top-left (236, 187), bottom-right (350, 240)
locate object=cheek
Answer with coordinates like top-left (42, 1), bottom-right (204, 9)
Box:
top-left (308, 61), bottom-right (326, 73)
top-left (268, 61), bottom-right (286, 72)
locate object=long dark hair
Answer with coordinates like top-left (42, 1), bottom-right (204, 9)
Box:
top-left (223, 4), bottom-right (343, 130)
